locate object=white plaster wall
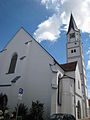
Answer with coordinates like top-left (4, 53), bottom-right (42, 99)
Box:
top-left (65, 71), bottom-right (75, 79)
top-left (0, 28), bottom-right (64, 119)
top-left (67, 47), bottom-right (80, 58)
top-left (75, 95), bottom-right (83, 119)
top-left (51, 72), bottom-right (58, 115)
top-left (51, 71), bottom-right (64, 115)
top-left (67, 29), bottom-right (75, 43)
top-left (67, 41), bottom-right (79, 49)
top-left (75, 63), bottom-right (83, 119)
top-left (67, 57), bottom-right (82, 74)
top-left (75, 64), bottom-right (82, 95)
top-left (59, 77), bottom-right (75, 116)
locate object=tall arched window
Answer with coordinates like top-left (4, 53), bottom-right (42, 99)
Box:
top-left (77, 101), bottom-right (81, 119)
top-left (8, 53), bottom-right (18, 74)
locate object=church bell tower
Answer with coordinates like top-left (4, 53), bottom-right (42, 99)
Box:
top-left (66, 13), bottom-right (89, 117)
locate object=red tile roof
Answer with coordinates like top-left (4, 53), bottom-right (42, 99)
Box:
top-left (60, 61), bottom-right (77, 72)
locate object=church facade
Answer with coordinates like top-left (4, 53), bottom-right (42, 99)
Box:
top-left (0, 14), bottom-right (89, 119)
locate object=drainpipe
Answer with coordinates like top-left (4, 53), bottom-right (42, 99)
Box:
top-left (74, 79), bottom-right (76, 118)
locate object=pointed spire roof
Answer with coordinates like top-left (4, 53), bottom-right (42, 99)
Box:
top-left (67, 13), bottom-right (79, 34)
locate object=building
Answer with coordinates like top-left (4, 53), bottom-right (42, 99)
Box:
top-left (66, 14), bottom-right (89, 117)
top-left (0, 14), bottom-right (89, 119)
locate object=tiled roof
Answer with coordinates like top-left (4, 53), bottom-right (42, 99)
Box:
top-left (60, 61), bottom-right (77, 72)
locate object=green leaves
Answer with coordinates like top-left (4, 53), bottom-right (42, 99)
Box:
top-left (29, 100), bottom-right (44, 120)
top-left (0, 93), bottom-right (8, 111)
top-left (15, 103), bottom-right (28, 120)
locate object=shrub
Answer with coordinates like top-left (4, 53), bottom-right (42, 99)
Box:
top-left (29, 100), bottom-right (44, 120)
top-left (0, 93), bottom-right (8, 111)
top-left (15, 103), bottom-right (28, 120)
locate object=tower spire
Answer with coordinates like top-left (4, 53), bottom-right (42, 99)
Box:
top-left (67, 13), bottom-right (79, 34)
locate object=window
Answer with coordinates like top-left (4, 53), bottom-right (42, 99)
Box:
top-left (70, 33), bottom-right (75, 38)
top-left (8, 53), bottom-right (18, 74)
top-left (74, 49), bottom-right (76, 52)
top-left (71, 49), bottom-right (76, 53)
top-left (71, 50), bottom-right (73, 53)
top-left (78, 80), bottom-right (80, 89)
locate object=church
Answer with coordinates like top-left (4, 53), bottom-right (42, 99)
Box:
top-left (0, 14), bottom-right (89, 119)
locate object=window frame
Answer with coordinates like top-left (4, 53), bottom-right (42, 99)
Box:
top-left (8, 53), bottom-right (18, 74)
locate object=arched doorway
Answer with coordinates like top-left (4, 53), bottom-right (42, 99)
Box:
top-left (77, 101), bottom-right (81, 119)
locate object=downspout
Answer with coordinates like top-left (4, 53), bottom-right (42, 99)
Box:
top-left (74, 79), bottom-right (76, 118)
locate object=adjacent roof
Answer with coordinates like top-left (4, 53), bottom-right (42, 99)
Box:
top-left (67, 13), bottom-right (79, 34)
top-left (60, 61), bottom-right (77, 72)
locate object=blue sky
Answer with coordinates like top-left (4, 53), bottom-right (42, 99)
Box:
top-left (0, 0), bottom-right (90, 98)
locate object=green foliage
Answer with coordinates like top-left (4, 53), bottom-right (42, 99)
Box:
top-left (0, 93), bottom-right (9, 120)
top-left (0, 94), bottom-right (45, 120)
top-left (29, 100), bottom-right (44, 120)
top-left (0, 93), bottom-right (8, 111)
top-left (15, 103), bottom-right (28, 120)
top-left (17, 116), bottom-right (22, 120)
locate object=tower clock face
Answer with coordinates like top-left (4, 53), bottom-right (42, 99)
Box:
top-left (70, 33), bottom-right (75, 38)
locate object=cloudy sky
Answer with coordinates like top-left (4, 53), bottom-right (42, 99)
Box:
top-left (0, 0), bottom-right (90, 98)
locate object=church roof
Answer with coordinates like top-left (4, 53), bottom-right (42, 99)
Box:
top-left (60, 61), bottom-right (77, 72)
top-left (67, 13), bottom-right (79, 34)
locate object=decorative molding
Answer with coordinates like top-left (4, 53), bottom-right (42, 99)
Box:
top-left (0, 49), bottom-right (7, 53)
top-left (67, 45), bottom-right (80, 49)
top-left (20, 56), bottom-right (26, 60)
top-left (11, 76), bottom-right (21, 83)
top-left (25, 40), bottom-right (32, 45)
top-left (67, 55), bottom-right (81, 59)
top-left (75, 92), bottom-right (82, 98)
top-left (0, 84), bottom-right (11, 87)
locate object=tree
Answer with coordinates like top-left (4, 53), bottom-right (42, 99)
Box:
top-left (29, 100), bottom-right (44, 120)
top-left (0, 93), bottom-right (9, 120)
top-left (0, 93), bottom-right (8, 111)
top-left (15, 103), bottom-right (28, 120)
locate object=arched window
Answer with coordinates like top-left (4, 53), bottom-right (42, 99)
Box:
top-left (77, 101), bottom-right (81, 119)
top-left (78, 80), bottom-right (80, 89)
top-left (8, 53), bottom-right (18, 74)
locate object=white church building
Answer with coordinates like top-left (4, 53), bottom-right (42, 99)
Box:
top-left (0, 14), bottom-right (89, 119)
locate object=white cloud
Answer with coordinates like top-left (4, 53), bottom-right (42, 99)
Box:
top-left (87, 49), bottom-right (90, 55)
top-left (34, 14), bottom-right (61, 42)
top-left (34, 0), bottom-right (90, 42)
top-left (41, 0), bottom-right (61, 12)
top-left (87, 60), bottom-right (90, 70)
